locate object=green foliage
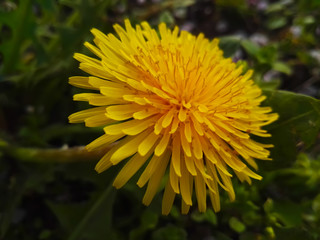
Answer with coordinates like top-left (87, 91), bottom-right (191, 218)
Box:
top-left (229, 217), bottom-right (246, 233)
top-left (262, 90), bottom-right (320, 168)
top-left (152, 225), bottom-right (187, 240)
top-left (1, 0), bottom-right (320, 240)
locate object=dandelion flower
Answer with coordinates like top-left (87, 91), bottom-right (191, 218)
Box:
top-left (69, 19), bottom-right (278, 214)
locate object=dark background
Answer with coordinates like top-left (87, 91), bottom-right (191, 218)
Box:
top-left (1, 0), bottom-right (320, 239)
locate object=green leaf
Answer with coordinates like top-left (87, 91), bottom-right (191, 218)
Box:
top-left (67, 185), bottom-right (116, 240)
top-left (229, 217), bottom-right (246, 233)
top-left (256, 45), bottom-right (278, 64)
top-left (264, 199), bottom-right (304, 227)
top-left (191, 209), bottom-right (217, 226)
top-left (272, 61), bottom-right (292, 75)
top-left (215, 0), bottom-right (248, 9)
top-left (266, 3), bottom-right (285, 13)
top-left (274, 227), bottom-right (314, 240)
top-left (272, 202), bottom-right (303, 227)
top-left (39, 230), bottom-right (52, 239)
top-left (0, 174), bottom-right (27, 238)
top-left (239, 232), bottom-right (263, 240)
top-left (141, 210), bottom-right (158, 229)
top-left (46, 201), bottom-right (90, 233)
top-left (0, 0), bottom-right (35, 73)
top-left (172, 0), bottom-right (195, 8)
top-left (213, 232), bottom-right (233, 240)
top-left (312, 193), bottom-right (320, 211)
top-left (152, 225), bottom-right (187, 240)
top-left (259, 79), bottom-right (281, 90)
top-left (159, 11), bottom-right (175, 27)
top-left (262, 90), bottom-right (320, 167)
top-left (129, 209), bottom-right (159, 240)
top-left (241, 40), bottom-right (260, 57)
top-left (219, 36), bottom-right (242, 58)
top-left (266, 17), bottom-right (287, 30)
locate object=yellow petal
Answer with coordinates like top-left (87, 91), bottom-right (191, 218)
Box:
top-left (241, 167), bottom-right (262, 180)
top-left (169, 116), bottom-right (180, 134)
top-left (184, 155), bottom-right (197, 176)
top-left (207, 160), bottom-right (231, 190)
top-left (137, 149), bottom-right (169, 188)
top-left (133, 108), bottom-right (159, 120)
top-left (110, 128), bottom-right (152, 164)
top-left (105, 111), bottom-right (133, 121)
top-left (178, 107), bottom-right (187, 122)
top-left (162, 180), bottom-right (176, 215)
top-left (244, 157), bottom-right (258, 170)
top-left (113, 150), bottom-right (153, 189)
top-left (106, 104), bottom-right (143, 120)
top-left (194, 170), bottom-right (207, 212)
top-left (90, 95), bottom-right (125, 106)
top-left (95, 146), bottom-right (120, 173)
top-left (191, 115), bottom-right (204, 136)
top-left (181, 199), bottom-right (191, 214)
top-left (88, 77), bottom-right (118, 89)
top-left (86, 134), bottom-right (125, 151)
top-left (69, 76), bottom-right (97, 90)
top-left (209, 188), bottom-right (220, 212)
top-left (74, 53), bottom-right (101, 65)
top-left (85, 114), bottom-right (114, 127)
top-left (84, 41), bottom-right (105, 60)
top-left (192, 133), bottom-right (203, 160)
top-left (69, 107), bottom-right (106, 123)
top-left (154, 129), bottom-right (171, 156)
top-left (73, 93), bottom-right (99, 101)
top-left (172, 135), bottom-right (181, 177)
top-left (138, 132), bottom-right (160, 156)
top-left (184, 121), bottom-right (192, 143)
top-left (180, 160), bottom-right (192, 206)
top-left (169, 159), bottom-right (180, 193)
top-left (199, 136), bottom-right (216, 163)
top-left (218, 169), bottom-right (235, 201)
top-left (79, 62), bottom-right (112, 80)
top-left (162, 108), bottom-right (175, 128)
top-left (142, 149), bottom-right (171, 206)
top-left (122, 116), bottom-right (158, 135)
top-left (100, 86), bottom-right (134, 98)
top-left (194, 158), bottom-right (212, 180)
top-left (180, 129), bottom-right (192, 157)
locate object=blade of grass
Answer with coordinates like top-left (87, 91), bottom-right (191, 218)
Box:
top-left (67, 184), bottom-right (115, 240)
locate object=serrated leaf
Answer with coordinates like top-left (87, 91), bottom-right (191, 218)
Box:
top-left (262, 90), bottom-right (320, 167)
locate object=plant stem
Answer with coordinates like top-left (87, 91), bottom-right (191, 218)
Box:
top-left (0, 139), bottom-right (107, 163)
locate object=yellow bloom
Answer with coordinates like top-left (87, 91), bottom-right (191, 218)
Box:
top-left (69, 19), bottom-right (278, 214)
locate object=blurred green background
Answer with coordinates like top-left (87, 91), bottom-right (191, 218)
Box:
top-left (1, 0), bottom-right (320, 239)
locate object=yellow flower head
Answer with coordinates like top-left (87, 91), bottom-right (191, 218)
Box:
top-left (69, 19), bottom-right (278, 214)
